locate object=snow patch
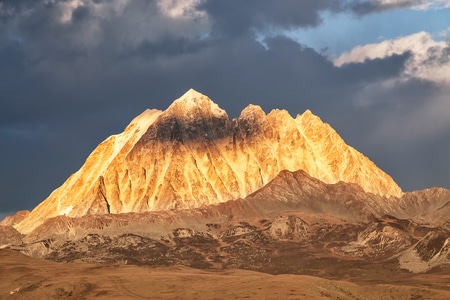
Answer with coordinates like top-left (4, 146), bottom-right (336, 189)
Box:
top-left (59, 205), bottom-right (73, 216)
top-left (168, 88), bottom-right (228, 119)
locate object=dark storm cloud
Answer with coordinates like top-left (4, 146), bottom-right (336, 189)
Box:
top-left (124, 37), bottom-right (211, 59)
top-left (198, 0), bottom-right (433, 36)
top-left (198, 0), bottom-right (343, 37)
top-left (1, 0), bottom-right (449, 216)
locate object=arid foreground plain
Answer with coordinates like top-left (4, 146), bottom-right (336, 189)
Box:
top-left (1, 249), bottom-right (449, 299)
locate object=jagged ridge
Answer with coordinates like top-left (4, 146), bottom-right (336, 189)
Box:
top-left (16, 89), bottom-right (402, 234)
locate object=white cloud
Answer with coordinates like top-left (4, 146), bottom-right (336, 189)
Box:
top-left (58, 0), bottom-right (84, 23)
top-left (415, 0), bottom-right (450, 9)
top-left (438, 28), bottom-right (450, 39)
top-left (56, 0), bottom-right (132, 23)
top-left (334, 31), bottom-right (450, 85)
top-left (157, 0), bottom-right (206, 19)
top-left (368, 0), bottom-right (450, 10)
top-left (335, 30), bottom-right (450, 145)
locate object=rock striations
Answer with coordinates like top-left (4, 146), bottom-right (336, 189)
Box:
top-left (15, 89), bottom-right (402, 234)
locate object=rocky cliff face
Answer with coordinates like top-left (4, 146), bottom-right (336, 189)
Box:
top-left (15, 89), bottom-right (402, 234)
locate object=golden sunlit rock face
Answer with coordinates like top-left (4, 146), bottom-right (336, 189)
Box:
top-left (15, 89), bottom-right (402, 234)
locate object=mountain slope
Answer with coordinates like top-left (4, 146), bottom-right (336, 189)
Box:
top-left (16, 89), bottom-right (402, 234)
top-left (244, 169), bottom-right (450, 224)
top-left (11, 169), bottom-right (449, 275)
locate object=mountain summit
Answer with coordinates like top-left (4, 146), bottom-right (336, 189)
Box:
top-left (165, 88), bottom-right (228, 120)
top-left (15, 89), bottom-right (402, 234)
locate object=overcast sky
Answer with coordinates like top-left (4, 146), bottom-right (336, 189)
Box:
top-left (1, 0), bottom-right (450, 218)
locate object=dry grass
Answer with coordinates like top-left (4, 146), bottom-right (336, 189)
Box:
top-left (1, 249), bottom-right (449, 299)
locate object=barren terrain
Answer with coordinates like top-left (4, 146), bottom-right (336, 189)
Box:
top-left (1, 249), bottom-right (449, 299)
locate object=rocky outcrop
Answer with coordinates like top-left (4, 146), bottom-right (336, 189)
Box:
top-left (269, 216), bottom-right (309, 241)
top-left (0, 226), bottom-right (23, 247)
top-left (13, 212), bottom-right (448, 274)
top-left (340, 219), bottom-right (414, 258)
top-left (16, 89), bottom-right (402, 234)
top-left (399, 230), bottom-right (450, 273)
top-left (0, 210), bottom-right (30, 226)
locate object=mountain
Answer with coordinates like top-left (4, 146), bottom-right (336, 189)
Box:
top-left (10, 169), bottom-right (449, 275)
top-left (15, 89), bottom-right (402, 234)
top-left (22, 169), bottom-right (448, 243)
top-left (2, 90), bottom-right (448, 284)
top-left (244, 170), bottom-right (450, 225)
